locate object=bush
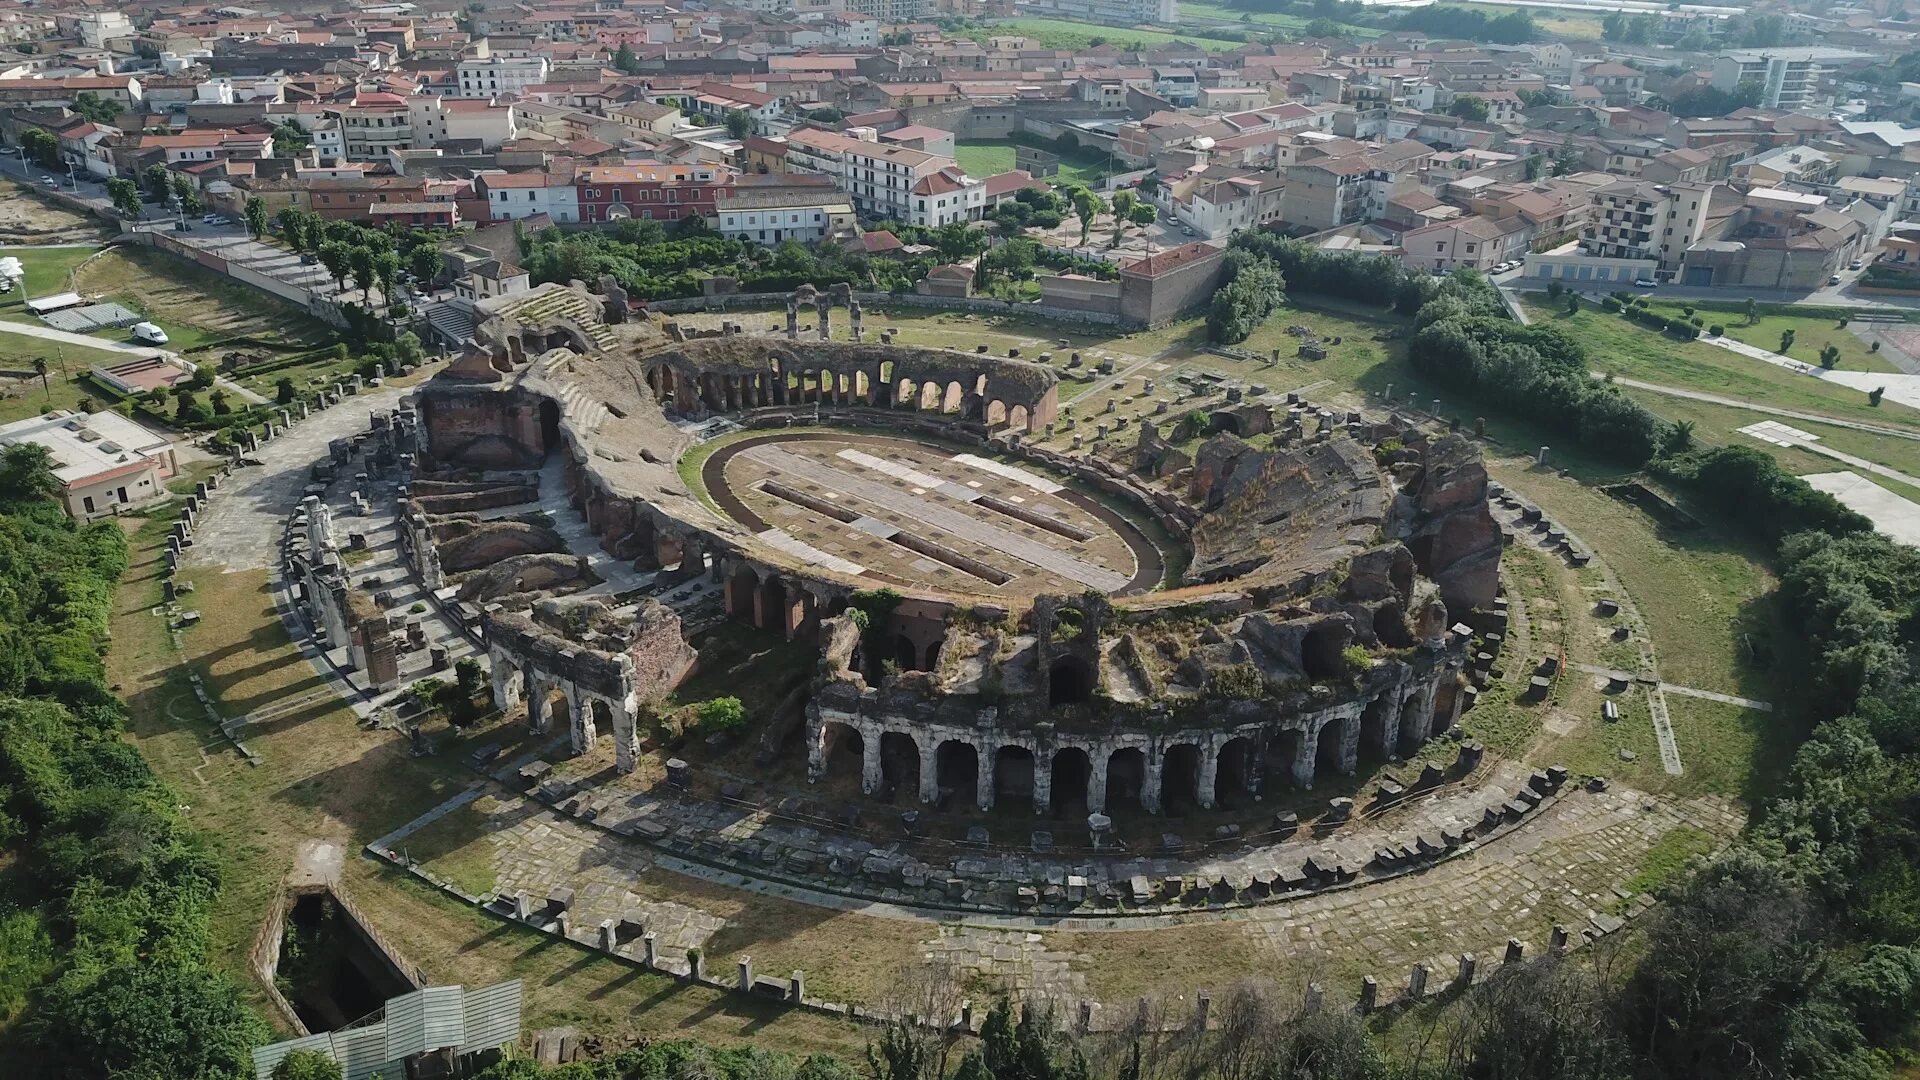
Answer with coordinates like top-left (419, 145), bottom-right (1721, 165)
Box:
top-left (1206, 253), bottom-right (1287, 343)
top-left (1603, 296), bottom-right (1622, 312)
top-left (1709, 324), bottom-right (1724, 336)
top-left (1651, 445), bottom-right (1873, 544)
top-left (694, 696), bottom-right (746, 735)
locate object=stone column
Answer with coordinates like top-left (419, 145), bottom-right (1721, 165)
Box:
top-left (975, 743), bottom-right (996, 811)
top-left (1290, 725), bottom-right (1320, 790)
top-left (1334, 713), bottom-right (1360, 776)
top-left (1141, 749), bottom-right (1164, 815)
top-left (861, 726), bottom-right (883, 796)
top-left (1372, 685), bottom-right (1406, 758)
top-left (919, 742), bottom-right (939, 804)
top-left (1399, 680), bottom-right (1438, 756)
top-left (1032, 751), bottom-right (1052, 816)
top-left (1086, 750), bottom-right (1109, 815)
top-left (569, 690), bottom-right (595, 756)
top-left (1195, 743), bottom-right (1220, 810)
top-left (1244, 737), bottom-right (1268, 796)
top-left (614, 704), bottom-right (639, 775)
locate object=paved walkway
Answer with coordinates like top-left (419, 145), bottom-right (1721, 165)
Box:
top-left (1610, 375), bottom-right (1920, 441)
top-left (1738, 420), bottom-right (1920, 491)
top-left (1706, 334), bottom-right (1920, 411)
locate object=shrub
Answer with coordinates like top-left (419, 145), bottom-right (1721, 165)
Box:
top-left (1603, 297), bottom-right (1622, 312)
top-left (694, 696), bottom-right (746, 735)
top-left (1709, 324), bottom-right (1724, 336)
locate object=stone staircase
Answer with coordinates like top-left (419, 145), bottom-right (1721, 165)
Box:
top-left (498, 285), bottom-right (618, 352)
top-left (423, 299), bottom-right (478, 347)
top-left (538, 355), bottom-right (611, 433)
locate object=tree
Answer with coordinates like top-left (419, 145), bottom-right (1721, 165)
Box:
top-left (271, 1049), bottom-right (343, 1080)
top-left (318, 241), bottom-right (352, 292)
top-left (723, 109), bottom-right (754, 140)
top-left (270, 121), bottom-right (310, 158)
top-left (31, 356), bottom-right (48, 397)
top-left (106, 178), bottom-right (141, 219)
top-left (243, 196), bottom-right (267, 239)
top-left (1068, 186), bottom-right (1104, 246)
top-left (173, 388), bottom-right (201, 423)
top-left (169, 173), bottom-right (201, 214)
top-left (210, 388), bottom-right (230, 415)
top-left (805, 107), bottom-right (846, 123)
top-left (1665, 419), bottom-right (1695, 453)
top-left (409, 244), bottom-right (442, 287)
top-left (1447, 94), bottom-right (1491, 122)
top-left (1549, 143), bottom-right (1579, 176)
top-left (1565, 293), bottom-right (1579, 315)
top-left (143, 162), bottom-right (171, 202)
top-left (276, 377), bottom-right (297, 405)
top-left (21, 128), bottom-right (58, 169)
top-left (1128, 202), bottom-right (1156, 229)
top-left (1744, 297), bottom-right (1759, 324)
top-left (277, 207), bottom-right (310, 251)
top-left (348, 245), bottom-right (377, 298)
top-left (1819, 343), bottom-right (1841, 370)
top-left (1109, 189), bottom-right (1138, 246)
top-left (372, 249), bottom-right (402, 311)
top-left (0, 442), bottom-right (60, 500)
top-left (695, 696), bottom-right (746, 735)
top-left (70, 91), bottom-right (121, 123)
top-left (1780, 328), bottom-right (1796, 353)
top-left (612, 42), bottom-right (641, 74)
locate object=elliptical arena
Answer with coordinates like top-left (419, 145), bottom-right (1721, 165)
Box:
top-left (292, 276), bottom-right (1638, 966)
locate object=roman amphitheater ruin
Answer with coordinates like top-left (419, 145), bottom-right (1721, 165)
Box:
top-left (274, 273), bottom-right (1575, 934)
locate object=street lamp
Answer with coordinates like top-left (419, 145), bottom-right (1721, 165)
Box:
top-left (64, 161), bottom-right (76, 191)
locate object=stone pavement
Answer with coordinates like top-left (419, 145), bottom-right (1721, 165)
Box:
top-left (188, 382), bottom-right (413, 572)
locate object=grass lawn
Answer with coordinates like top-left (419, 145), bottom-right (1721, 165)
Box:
top-left (0, 244), bottom-right (100, 311)
top-left (954, 138), bottom-right (1114, 185)
top-left (0, 350), bottom-right (145, 425)
top-left (1179, 0), bottom-right (1379, 35)
top-left (970, 16), bottom-right (1251, 50)
top-left (1522, 295), bottom-right (1920, 430)
top-left (75, 246), bottom-right (334, 355)
top-left (1646, 304), bottom-right (1898, 374)
top-left (1457, 0), bottom-right (1609, 38)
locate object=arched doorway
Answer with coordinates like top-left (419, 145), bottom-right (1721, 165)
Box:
top-left (588, 699), bottom-right (613, 744)
top-left (941, 381), bottom-right (964, 413)
top-left (893, 633), bottom-right (918, 671)
top-left (1215, 737), bottom-right (1257, 808)
top-left (936, 740), bottom-right (978, 808)
top-left (880, 731), bottom-right (919, 801)
top-left (1161, 743), bottom-right (1201, 814)
top-left (1050, 747), bottom-right (1091, 819)
top-left (821, 720), bottom-right (862, 784)
top-left (985, 399), bottom-right (1007, 427)
top-left (1009, 404), bottom-right (1030, 431)
top-left (1107, 747), bottom-right (1146, 809)
top-left (1361, 694), bottom-right (1393, 760)
top-left (1315, 720), bottom-right (1344, 779)
top-left (538, 399), bottom-right (561, 454)
top-left (1049, 656), bottom-right (1095, 706)
top-left (758, 576), bottom-right (789, 635)
top-left (541, 687), bottom-right (570, 732)
top-left (726, 565), bottom-right (758, 622)
top-left (1266, 729), bottom-right (1303, 788)
top-left (994, 745), bottom-right (1036, 808)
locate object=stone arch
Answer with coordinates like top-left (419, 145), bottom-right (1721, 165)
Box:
top-left (1373, 602), bottom-right (1413, 648)
top-left (1107, 746), bottom-right (1147, 809)
top-left (1361, 692), bottom-right (1395, 758)
top-left (1215, 736), bottom-right (1258, 807)
top-left (919, 381), bottom-right (942, 411)
top-left (880, 731), bottom-right (920, 800)
top-left (892, 633), bottom-right (919, 671)
top-left (1432, 678), bottom-right (1460, 736)
top-left (879, 360), bottom-right (896, 385)
top-left (896, 378), bottom-right (917, 408)
top-left (819, 719), bottom-right (862, 782)
top-left (1049, 655), bottom-right (1096, 706)
top-left (1266, 729), bottom-right (1303, 788)
top-left (726, 564), bottom-right (759, 622)
top-left (1050, 746), bottom-right (1091, 818)
top-left (993, 744), bottom-right (1036, 808)
top-left (538, 398), bottom-right (561, 454)
top-left (1302, 621), bottom-right (1352, 680)
top-left (540, 684), bottom-right (571, 732)
top-left (986, 399), bottom-right (1008, 427)
top-left (1161, 743), bottom-right (1202, 813)
top-left (936, 740), bottom-right (979, 804)
top-left (924, 638), bottom-right (942, 670)
top-left (588, 698), bottom-right (613, 744)
top-left (654, 532), bottom-right (685, 575)
top-left (1315, 717), bottom-right (1344, 777)
top-left (942, 380), bottom-right (964, 413)
top-left (758, 575), bottom-right (789, 635)
top-left (1009, 404), bottom-right (1030, 431)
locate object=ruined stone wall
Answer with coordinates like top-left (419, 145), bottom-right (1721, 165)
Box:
top-left (1120, 246), bottom-right (1228, 328)
top-left (417, 387), bottom-right (548, 470)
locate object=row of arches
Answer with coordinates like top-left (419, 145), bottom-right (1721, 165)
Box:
top-left (808, 671), bottom-right (1462, 816)
top-left (642, 360), bottom-right (1048, 432)
top-left (489, 647), bottom-right (642, 773)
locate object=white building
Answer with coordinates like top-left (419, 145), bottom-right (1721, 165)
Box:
top-left (781, 126), bottom-right (978, 223)
top-left (714, 191), bottom-right (856, 244)
top-left (456, 56), bottom-right (549, 99)
top-left (1711, 48), bottom-right (1872, 111)
top-left (409, 96), bottom-right (518, 150)
top-left (0, 410), bottom-right (176, 520)
top-left (1578, 180), bottom-right (1708, 273)
top-left (476, 170), bottom-right (582, 224)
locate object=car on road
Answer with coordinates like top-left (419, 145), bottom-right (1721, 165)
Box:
top-left (1633, 277), bottom-right (1658, 288)
top-left (1830, 274), bottom-right (1843, 285)
top-left (1850, 259), bottom-right (1865, 270)
top-left (40, 176), bottom-right (57, 185)
top-left (130, 322), bottom-right (168, 345)
top-left (208, 215), bottom-right (231, 226)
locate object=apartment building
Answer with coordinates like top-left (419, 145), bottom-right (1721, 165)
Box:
top-left (476, 167), bottom-right (582, 224)
top-left (1280, 141), bottom-right (1430, 231)
top-left (574, 163), bottom-right (731, 225)
top-left (456, 56), bottom-right (550, 98)
top-left (714, 187), bottom-right (856, 244)
top-left (331, 93), bottom-right (411, 159)
top-left (1577, 180), bottom-right (1708, 272)
top-left (1710, 48), bottom-right (1870, 111)
top-left (1178, 171), bottom-right (1285, 239)
top-left (910, 166), bottom-right (985, 227)
top-left (782, 127), bottom-right (971, 223)
top-left (408, 96), bottom-right (518, 150)
top-left (1400, 214), bottom-right (1524, 273)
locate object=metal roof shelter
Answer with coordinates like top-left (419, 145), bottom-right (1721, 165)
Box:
top-left (249, 980), bottom-right (523, 1080)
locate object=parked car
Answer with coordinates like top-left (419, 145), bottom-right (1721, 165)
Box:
top-left (1829, 274), bottom-right (1843, 285)
top-left (131, 322), bottom-right (168, 345)
top-left (1850, 259), bottom-right (1864, 270)
top-left (1633, 277), bottom-right (1658, 288)
top-left (40, 176), bottom-right (57, 185)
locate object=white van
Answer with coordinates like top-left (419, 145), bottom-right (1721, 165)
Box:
top-left (131, 321), bottom-right (169, 344)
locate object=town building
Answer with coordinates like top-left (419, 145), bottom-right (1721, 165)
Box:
top-left (0, 410), bottom-right (176, 520)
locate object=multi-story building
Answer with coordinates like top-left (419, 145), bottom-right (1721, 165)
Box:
top-left (456, 56), bottom-right (550, 99)
top-left (1280, 142), bottom-right (1430, 232)
top-left (1178, 171), bottom-right (1285, 240)
top-left (330, 93), bottom-right (412, 160)
top-left (476, 166), bottom-right (582, 224)
top-left (409, 96), bottom-right (518, 150)
top-left (1400, 214), bottom-right (1525, 274)
top-left (1013, 0), bottom-right (1176, 26)
top-left (909, 166), bottom-right (985, 227)
top-left (714, 184), bottom-right (857, 244)
top-left (781, 127), bottom-right (973, 223)
top-left (573, 163), bottom-right (731, 225)
top-left (1710, 48), bottom-right (1871, 111)
top-left (1578, 180), bottom-right (1709, 273)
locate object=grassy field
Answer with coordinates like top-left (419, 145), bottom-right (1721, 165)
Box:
top-left (0, 244), bottom-right (98, 308)
top-left (970, 16), bottom-right (1251, 50)
top-left (1177, 0), bottom-right (1380, 35)
top-left (1644, 302), bottom-right (1899, 374)
top-left (1456, 0), bottom-right (1610, 39)
top-left (1522, 294), bottom-right (1920, 430)
top-left (75, 246), bottom-right (333, 356)
top-left (954, 138), bottom-right (1114, 185)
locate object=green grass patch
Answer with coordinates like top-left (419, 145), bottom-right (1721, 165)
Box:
top-left (969, 16), bottom-right (1251, 50)
top-left (1179, 0), bottom-right (1379, 34)
top-left (0, 244), bottom-right (101, 313)
top-left (1651, 305), bottom-right (1897, 374)
top-left (1620, 824), bottom-right (1718, 904)
top-left (954, 136), bottom-right (1115, 185)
